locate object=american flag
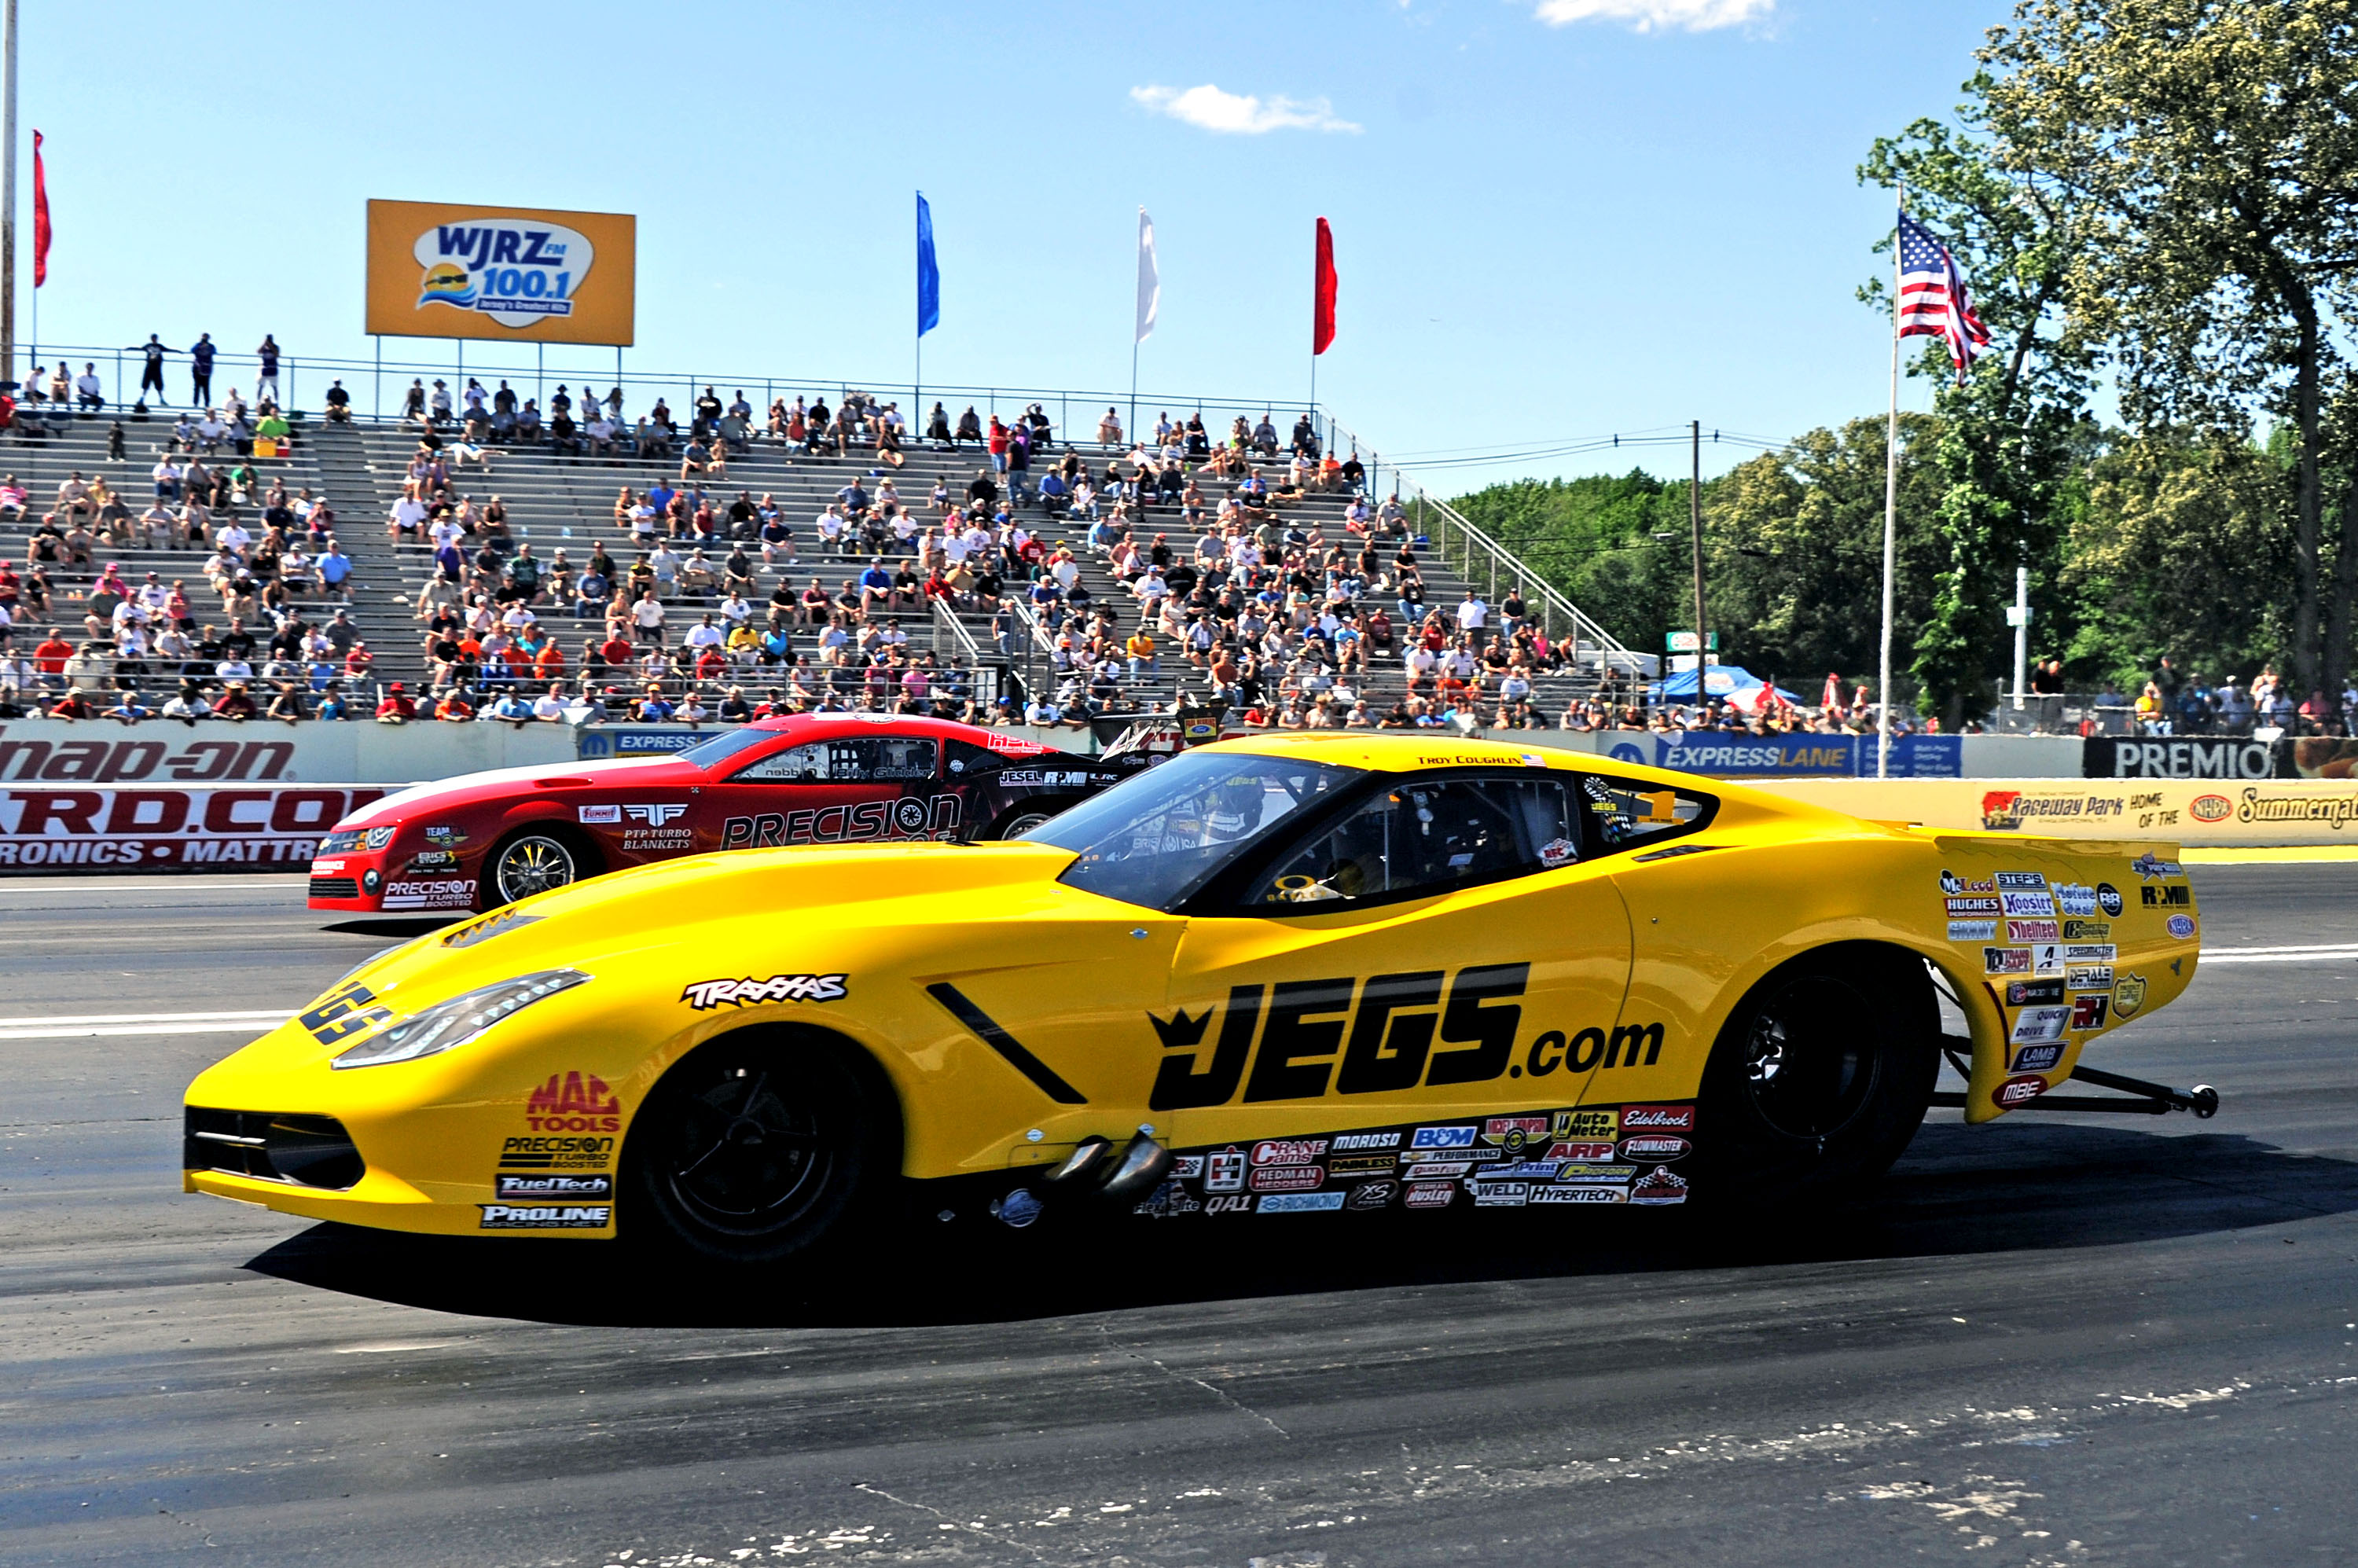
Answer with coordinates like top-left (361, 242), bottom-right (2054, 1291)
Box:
top-left (1897, 211), bottom-right (1991, 384)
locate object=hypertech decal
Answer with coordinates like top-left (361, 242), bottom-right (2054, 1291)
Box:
top-left (680, 973), bottom-right (849, 1010)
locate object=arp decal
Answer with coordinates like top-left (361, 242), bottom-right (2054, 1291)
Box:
top-left (679, 973), bottom-right (848, 1010)
top-left (1142, 966), bottom-right (1661, 1111)
top-left (721, 795), bottom-right (962, 850)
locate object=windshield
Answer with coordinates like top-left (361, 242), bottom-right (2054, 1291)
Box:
top-left (1024, 748), bottom-right (1358, 910)
top-left (677, 726), bottom-right (780, 770)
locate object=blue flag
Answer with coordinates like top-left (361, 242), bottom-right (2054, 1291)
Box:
top-left (916, 192), bottom-right (940, 338)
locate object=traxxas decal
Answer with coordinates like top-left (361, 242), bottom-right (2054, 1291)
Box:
top-left (1144, 965), bottom-right (1668, 1111)
top-left (721, 796), bottom-right (961, 850)
top-left (680, 973), bottom-right (849, 1010)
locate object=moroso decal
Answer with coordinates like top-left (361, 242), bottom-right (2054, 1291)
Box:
top-left (1141, 965), bottom-right (1657, 1110)
top-left (723, 795), bottom-right (963, 850)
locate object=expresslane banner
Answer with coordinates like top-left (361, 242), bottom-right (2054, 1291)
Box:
top-left (1752, 777), bottom-right (2358, 847)
top-left (0, 786), bottom-right (385, 872)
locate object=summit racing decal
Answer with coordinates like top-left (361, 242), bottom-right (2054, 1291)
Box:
top-left (722, 796), bottom-right (960, 850)
top-left (1143, 965), bottom-right (1669, 1111)
top-left (681, 973), bottom-right (848, 1011)
top-left (526, 1071), bottom-right (623, 1133)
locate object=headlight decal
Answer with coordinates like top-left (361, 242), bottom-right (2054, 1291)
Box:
top-left (330, 969), bottom-right (591, 1070)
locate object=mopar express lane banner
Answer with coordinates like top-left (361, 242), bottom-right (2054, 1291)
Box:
top-left (365, 200), bottom-right (636, 346)
top-left (1603, 733), bottom-right (1963, 779)
top-left (0, 786), bottom-right (384, 871)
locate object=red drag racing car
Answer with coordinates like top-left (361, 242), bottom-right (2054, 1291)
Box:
top-left (306, 714), bottom-right (1144, 914)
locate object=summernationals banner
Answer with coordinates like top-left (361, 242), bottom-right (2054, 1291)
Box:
top-left (0, 785), bottom-right (386, 872)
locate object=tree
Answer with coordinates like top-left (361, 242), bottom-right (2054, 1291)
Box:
top-left (1981, 0), bottom-right (2358, 698)
top-left (1859, 108), bottom-right (2103, 723)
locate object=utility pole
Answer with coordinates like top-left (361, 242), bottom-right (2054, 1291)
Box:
top-left (1690, 419), bottom-right (1708, 689)
top-left (2, 0), bottom-right (17, 391)
top-left (2007, 565), bottom-right (2032, 710)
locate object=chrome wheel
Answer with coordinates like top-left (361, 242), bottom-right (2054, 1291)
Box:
top-left (492, 833), bottom-right (578, 904)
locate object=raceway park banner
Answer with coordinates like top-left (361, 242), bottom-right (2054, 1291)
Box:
top-left (0, 785), bottom-right (386, 871)
top-left (365, 199), bottom-right (637, 347)
top-left (1752, 777), bottom-right (2358, 847)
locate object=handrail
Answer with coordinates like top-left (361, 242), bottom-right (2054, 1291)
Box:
top-left (1319, 412), bottom-right (1647, 678)
top-left (13, 338), bottom-right (1324, 448)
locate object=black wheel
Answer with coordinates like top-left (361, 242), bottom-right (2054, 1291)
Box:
top-left (1698, 945), bottom-right (1937, 1205)
top-left (986, 798), bottom-right (1076, 841)
top-left (487, 828), bottom-right (585, 906)
top-left (624, 1033), bottom-right (895, 1265)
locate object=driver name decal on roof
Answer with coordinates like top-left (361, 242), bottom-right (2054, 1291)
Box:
top-left (1144, 964), bottom-right (1668, 1111)
top-left (680, 973), bottom-right (850, 1011)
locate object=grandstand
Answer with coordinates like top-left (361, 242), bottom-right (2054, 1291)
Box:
top-left (0, 387), bottom-right (1646, 733)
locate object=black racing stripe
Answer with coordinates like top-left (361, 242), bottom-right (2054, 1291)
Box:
top-left (925, 982), bottom-right (1088, 1105)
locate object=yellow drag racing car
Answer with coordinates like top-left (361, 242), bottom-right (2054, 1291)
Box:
top-left (184, 733), bottom-right (2206, 1261)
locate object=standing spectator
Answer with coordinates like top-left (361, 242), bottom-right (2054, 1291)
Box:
top-left (254, 336), bottom-right (281, 406)
top-left (132, 335), bottom-right (170, 405)
top-left (189, 334), bottom-right (216, 405)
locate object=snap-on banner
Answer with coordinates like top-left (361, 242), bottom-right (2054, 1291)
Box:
top-left (1751, 777), bottom-right (2358, 846)
top-left (0, 786), bottom-right (387, 872)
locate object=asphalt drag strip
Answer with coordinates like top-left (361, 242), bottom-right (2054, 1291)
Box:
top-left (1, 865), bottom-right (2354, 1566)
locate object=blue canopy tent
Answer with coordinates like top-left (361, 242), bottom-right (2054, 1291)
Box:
top-left (1645, 663), bottom-right (1802, 705)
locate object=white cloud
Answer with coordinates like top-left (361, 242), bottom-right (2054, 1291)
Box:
top-left (1129, 84), bottom-right (1361, 135)
top-left (1533, 0), bottom-right (1772, 31)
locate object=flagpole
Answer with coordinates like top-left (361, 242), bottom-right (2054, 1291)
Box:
top-left (1879, 186), bottom-right (1904, 779)
top-left (0, 0), bottom-right (14, 391)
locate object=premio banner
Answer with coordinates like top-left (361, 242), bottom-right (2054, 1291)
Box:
top-left (365, 200), bottom-right (636, 346)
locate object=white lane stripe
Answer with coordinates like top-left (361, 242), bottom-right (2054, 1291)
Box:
top-left (0, 1007), bottom-right (293, 1041)
top-left (2199, 944), bottom-right (2358, 964)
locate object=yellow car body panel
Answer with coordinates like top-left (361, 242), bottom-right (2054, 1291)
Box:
top-left (182, 733), bottom-right (2200, 1239)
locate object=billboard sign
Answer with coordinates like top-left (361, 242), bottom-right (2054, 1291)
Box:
top-left (365, 200), bottom-right (635, 346)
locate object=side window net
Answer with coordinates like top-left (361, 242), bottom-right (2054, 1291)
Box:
top-left (1579, 774), bottom-right (1715, 849)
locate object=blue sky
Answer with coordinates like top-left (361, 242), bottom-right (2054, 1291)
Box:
top-left (20, 0), bottom-right (2000, 490)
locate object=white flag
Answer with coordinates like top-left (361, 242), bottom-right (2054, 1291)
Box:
top-left (1136, 207), bottom-right (1159, 344)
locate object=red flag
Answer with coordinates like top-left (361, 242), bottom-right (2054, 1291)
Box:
top-left (1313, 217), bottom-right (1337, 356)
top-left (31, 130), bottom-right (49, 288)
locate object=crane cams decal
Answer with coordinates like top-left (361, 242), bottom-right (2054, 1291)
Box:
top-left (721, 795), bottom-right (960, 850)
top-left (680, 973), bottom-right (849, 1010)
top-left (1142, 964), bottom-right (1669, 1111)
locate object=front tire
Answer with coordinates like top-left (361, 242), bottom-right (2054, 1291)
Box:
top-left (986, 798), bottom-right (1077, 840)
top-left (1697, 944), bottom-right (1937, 1206)
top-left (487, 828), bottom-right (586, 907)
top-left (624, 1032), bottom-right (896, 1265)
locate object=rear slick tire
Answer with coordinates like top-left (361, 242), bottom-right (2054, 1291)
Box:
top-left (623, 1034), bottom-right (895, 1266)
top-left (1696, 944), bottom-right (1937, 1208)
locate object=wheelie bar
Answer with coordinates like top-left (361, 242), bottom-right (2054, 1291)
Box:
top-left (1930, 1055), bottom-right (2220, 1118)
